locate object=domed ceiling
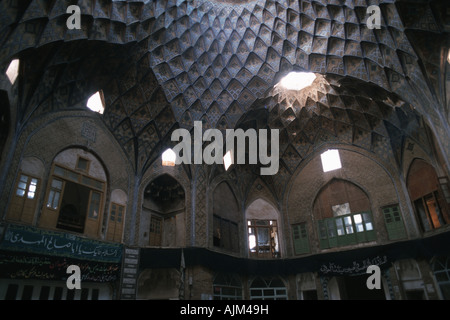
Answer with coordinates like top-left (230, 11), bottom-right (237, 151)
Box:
top-left (0, 0), bottom-right (448, 187)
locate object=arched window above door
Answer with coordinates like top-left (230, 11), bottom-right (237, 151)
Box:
top-left (246, 199), bottom-right (281, 259)
top-left (39, 148), bottom-right (107, 238)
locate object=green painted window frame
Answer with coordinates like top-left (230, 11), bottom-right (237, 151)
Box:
top-left (318, 212), bottom-right (376, 249)
top-left (292, 222), bottom-right (310, 255)
top-left (382, 205), bottom-right (407, 240)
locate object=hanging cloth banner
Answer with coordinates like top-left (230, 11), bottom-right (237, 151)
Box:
top-left (0, 224), bottom-right (122, 263)
top-left (0, 250), bottom-right (121, 282)
top-left (139, 231), bottom-right (450, 276)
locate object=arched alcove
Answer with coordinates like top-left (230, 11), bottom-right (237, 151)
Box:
top-left (212, 181), bottom-right (240, 253)
top-left (313, 179), bottom-right (375, 249)
top-left (137, 268), bottom-right (181, 300)
top-left (313, 179), bottom-right (371, 220)
top-left (0, 90), bottom-right (10, 164)
top-left (406, 158), bottom-right (449, 232)
top-left (38, 148), bottom-right (108, 238)
top-left (141, 174), bottom-right (186, 247)
top-left (245, 198), bottom-right (281, 259)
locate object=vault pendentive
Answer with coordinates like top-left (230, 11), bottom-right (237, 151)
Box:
top-left (0, 0), bottom-right (440, 129)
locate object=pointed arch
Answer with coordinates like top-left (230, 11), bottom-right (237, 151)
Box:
top-left (212, 181), bottom-right (240, 253)
top-left (246, 198), bottom-right (281, 259)
top-left (406, 158), bottom-right (450, 232)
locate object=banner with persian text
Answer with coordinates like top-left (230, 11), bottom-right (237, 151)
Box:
top-left (0, 224), bottom-right (122, 263)
top-left (0, 224), bottom-right (123, 282)
top-left (0, 250), bottom-right (120, 282)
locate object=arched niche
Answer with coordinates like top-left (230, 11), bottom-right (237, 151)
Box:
top-left (313, 179), bottom-right (371, 220)
top-left (141, 174), bottom-right (186, 247)
top-left (0, 90), bottom-right (10, 164)
top-left (406, 158), bottom-right (450, 232)
top-left (136, 268), bottom-right (181, 300)
top-left (245, 198), bottom-right (281, 259)
top-left (313, 179), bottom-right (376, 249)
top-left (327, 275), bottom-right (388, 300)
top-left (212, 181), bottom-right (240, 253)
top-left (38, 148), bottom-right (108, 238)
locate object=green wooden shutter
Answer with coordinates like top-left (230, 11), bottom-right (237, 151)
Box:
top-left (383, 206), bottom-right (406, 240)
top-left (318, 220), bottom-right (330, 249)
top-left (292, 223), bottom-right (310, 255)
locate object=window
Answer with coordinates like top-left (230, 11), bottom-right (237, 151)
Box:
top-left (292, 223), bottom-right (310, 255)
top-left (41, 158), bottom-right (106, 237)
top-left (6, 59), bottom-right (19, 84)
top-left (15, 175), bottom-right (38, 199)
top-left (162, 148), bottom-right (176, 166)
top-left (332, 203), bottom-right (351, 216)
top-left (318, 212), bottom-right (375, 249)
top-left (250, 277), bottom-right (287, 300)
top-left (432, 256), bottom-right (450, 300)
top-left (276, 71), bottom-right (316, 91)
top-left (86, 91), bottom-right (105, 114)
top-left (320, 149), bottom-right (342, 172)
top-left (407, 159), bottom-right (449, 232)
top-left (382, 205), bottom-right (407, 240)
top-left (213, 274), bottom-right (242, 300)
top-left (7, 173), bottom-right (40, 223)
top-left (248, 219), bottom-right (280, 258)
top-left (414, 192), bottom-right (446, 231)
top-left (88, 191), bottom-right (101, 219)
top-left (106, 203), bottom-right (125, 242)
top-left (223, 150), bottom-right (233, 171)
top-left (46, 178), bottom-right (63, 210)
top-left (76, 157), bottom-right (90, 172)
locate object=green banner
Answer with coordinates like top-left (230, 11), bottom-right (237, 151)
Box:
top-left (0, 224), bottom-right (122, 263)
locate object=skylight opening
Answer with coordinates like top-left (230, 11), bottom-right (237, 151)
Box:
top-left (320, 149), bottom-right (342, 172)
top-left (87, 91), bottom-right (105, 114)
top-left (223, 150), bottom-right (233, 171)
top-left (277, 71), bottom-right (316, 91)
top-left (162, 148), bottom-right (176, 167)
top-left (6, 59), bottom-right (19, 85)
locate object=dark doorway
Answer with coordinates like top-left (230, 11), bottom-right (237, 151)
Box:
top-left (340, 274), bottom-right (386, 300)
top-left (0, 91), bottom-right (10, 163)
top-left (57, 181), bottom-right (90, 233)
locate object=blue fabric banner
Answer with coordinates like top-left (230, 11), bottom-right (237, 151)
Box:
top-left (0, 224), bottom-right (122, 263)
